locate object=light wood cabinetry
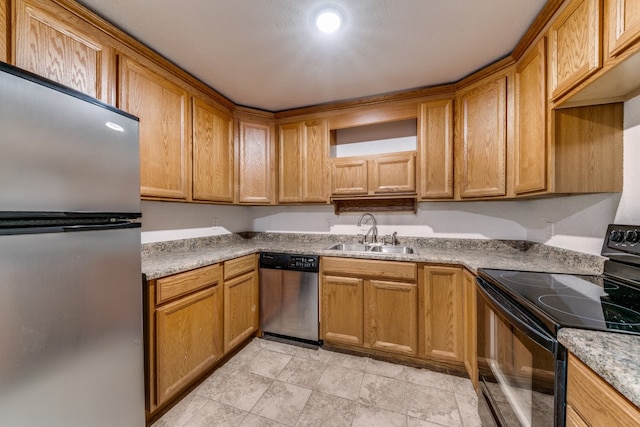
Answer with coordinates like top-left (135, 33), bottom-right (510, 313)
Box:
top-left (12, 0), bottom-right (115, 103)
top-left (278, 119), bottom-right (330, 203)
top-left (331, 151), bottom-right (416, 197)
top-left (463, 269), bottom-right (478, 388)
top-left (321, 257), bottom-right (418, 357)
top-left (192, 97), bottom-right (234, 202)
top-left (118, 55), bottom-right (190, 200)
top-left (421, 266), bottom-right (465, 364)
top-left (455, 70), bottom-right (512, 199)
top-left (548, 0), bottom-right (602, 101)
top-left (418, 99), bottom-right (454, 199)
top-left (515, 38), bottom-right (548, 195)
top-left (606, 0), bottom-right (640, 57)
top-left (146, 264), bottom-right (223, 412)
top-left (566, 353), bottom-right (640, 426)
top-left (237, 119), bottom-right (276, 204)
top-left (223, 254), bottom-right (259, 353)
top-left (0, 0), bottom-right (7, 62)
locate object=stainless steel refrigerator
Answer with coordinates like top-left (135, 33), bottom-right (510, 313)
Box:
top-left (0, 62), bottom-right (145, 426)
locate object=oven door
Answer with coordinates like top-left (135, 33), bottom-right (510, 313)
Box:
top-left (476, 277), bottom-right (566, 427)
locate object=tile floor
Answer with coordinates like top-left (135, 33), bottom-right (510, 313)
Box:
top-left (152, 338), bottom-right (482, 427)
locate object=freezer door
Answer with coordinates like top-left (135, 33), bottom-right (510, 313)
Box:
top-left (0, 65), bottom-right (140, 214)
top-left (0, 227), bottom-right (144, 427)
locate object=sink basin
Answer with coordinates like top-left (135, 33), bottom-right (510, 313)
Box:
top-left (325, 243), bottom-right (368, 251)
top-left (324, 243), bottom-right (416, 255)
top-left (368, 245), bottom-right (416, 254)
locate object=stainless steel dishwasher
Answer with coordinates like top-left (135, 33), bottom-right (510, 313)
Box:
top-left (259, 253), bottom-right (320, 344)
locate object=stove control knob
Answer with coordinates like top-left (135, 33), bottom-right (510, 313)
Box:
top-left (610, 230), bottom-right (625, 243)
top-left (625, 229), bottom-right (640, 244)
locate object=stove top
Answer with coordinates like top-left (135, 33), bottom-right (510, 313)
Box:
top-left (478, 269), bottom-right (640, 335)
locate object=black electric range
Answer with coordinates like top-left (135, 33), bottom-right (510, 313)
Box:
top-left (478, 224), bottom-right (640, 338)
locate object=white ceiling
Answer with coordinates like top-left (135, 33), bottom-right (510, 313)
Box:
top-left (77, 0), bottom-right (547, 112)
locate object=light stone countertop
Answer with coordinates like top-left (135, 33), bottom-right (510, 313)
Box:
top-left (141, 232), bottom-right (605, 280)
top-left (558, 328), bottom-right (640, 408)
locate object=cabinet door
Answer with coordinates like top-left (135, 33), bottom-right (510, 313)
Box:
top-left (155, 285), bottom-right (223, 406)
top-left (13, 0), bottom-right (115, 103)
top-left (456, 75), bottom-right (508, 198)
top-left (278, 123), bottom-right (302, 203)
top-left (0, 0), bottom-right (6, 62)
top-left (607, 0), bottom-right (640, 57)
top-left (119, 56), bottom-right (190, 200)
top-left (418, 99), bottom-right (454, 199)
top-left (192, 97), bottom-right (234, 202)
top-left (369, 151), bottom-right (416, 194)
top-left (549, 0), bottom-right (601, 100)
top-left (301, 120), bottom-right (330, 202)
top-left (321, 275), bottom-right (364, 346)
top-left (224, 270), bottom-right (258, 353)
top-left (365, 279), bottom-right (418, 356)
top-left (515, 38), bottom-right (548, 195)
top-left (463, 270), bottom-right (478, 389)
top-left (237, 120), bottom-right (276, 204)
top-left (422, 266), bottom-right (464, 363)
top-left (331, 158), bottom-right (368, 195)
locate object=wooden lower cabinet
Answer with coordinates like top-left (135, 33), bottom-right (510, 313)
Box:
top-left (146, 264), bottom-right (223, 414)
top-left (567, 353), bottom-right (640, 426)
top-left (321, 257), bottom-right (418, 357)
top-left (223, 254), bottom-right (259, 353)
top-left (421, 266), bottom-right (465, 364)
top-left (463, 269), bottom-right (478, 388)
top-left (321, 275), bottom-right (364, 346)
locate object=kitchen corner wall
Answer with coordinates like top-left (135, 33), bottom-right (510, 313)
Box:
top-left (140, 95), bottom-right (640, 255)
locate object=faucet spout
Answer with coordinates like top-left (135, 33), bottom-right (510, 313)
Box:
top-left (357, 213), bottom-right (378, 244)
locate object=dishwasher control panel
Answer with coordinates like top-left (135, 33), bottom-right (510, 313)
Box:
top-left (260, 252), bottom-right (319, 272)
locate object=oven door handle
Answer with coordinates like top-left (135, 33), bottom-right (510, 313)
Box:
top-left (477, 277), bottom-right (557, 353)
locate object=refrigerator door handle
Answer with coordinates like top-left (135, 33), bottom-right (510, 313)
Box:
top-left (62, 222), bottom-right (141, 232)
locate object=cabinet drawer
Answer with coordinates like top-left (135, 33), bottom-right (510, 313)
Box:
top-left (322, 257), bottom-right (417, 281)
top-left (224, 254), bottom-right (256, 280)
top-left (156, 264), bottom-right (221, 304)
top-left (567, 353), bottom-right (640, 426)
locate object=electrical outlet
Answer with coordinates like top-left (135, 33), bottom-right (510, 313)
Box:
top-left (545, 222), bottom-right (554, 240)
top-left (212, 217), bottom-right (218, 227)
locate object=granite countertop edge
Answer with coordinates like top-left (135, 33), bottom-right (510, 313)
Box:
top-left (558, 328), bottom-right (640, 408)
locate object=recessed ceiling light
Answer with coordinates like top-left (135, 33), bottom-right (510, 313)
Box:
top-left (314, 6), bottom-right (344, 34)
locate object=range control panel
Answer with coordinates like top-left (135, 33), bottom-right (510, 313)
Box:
top-left (604, 224), bottom-right (640, 255)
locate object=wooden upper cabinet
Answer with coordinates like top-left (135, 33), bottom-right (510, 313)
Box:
top-left (606, 0), bottom-right (640, 57)
top-left (331, 151), bottom-right (416, 197)
top-left (331, 158), bottom-right (368, 195)
top-left (118, 55), bottom-right (190, 200)
top-left (456, 73), bottom-right (509, 198)
top-left (549, 0), bottom-right (602, 100)
top-left (192, 97), bottom-right (234, 203)
top-left (370, 151), bottom-right (416, 194)
top-left (13, 0), bottom-right (115, 103)
top-left (1, 0), bottom-right (8, 62)
top-left (278, 119), bottom-right (329, 203)
top-left (237, 119), bottom-right (276, 204)
top-left (515, 38), bottom-right (548, 195)
top-left (418, 99), bottom-right (454, 199)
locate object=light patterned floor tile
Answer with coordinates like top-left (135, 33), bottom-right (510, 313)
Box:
top-left (295, 391), bottom-right (357, 427)
top-left (277, 356), bottom-right (327, 388)
top-left (152, 394), bottom-right (209, 427)
top-left (316, 365), bottom-right (365, 400)
top-left (365, 358), bottom-right (407, 380)
top-left (251, 380), bottom-right (312, 426)
top-left (407, 383), bottom-right (462, 427)
top-left (244, 349), bottom-right (293, 379)
top-left (358, 373), bottom-right (407, 414)
top-left (405, 368), bottom-right (455, 393)
top-left (210, 370), bottom-right (272, 411)
top-left (351, 404), bottom-right (407, 427)
top-left (240, 413), bottom-right (287, 427)
top-left (182, 400), bottom-right (247, 427)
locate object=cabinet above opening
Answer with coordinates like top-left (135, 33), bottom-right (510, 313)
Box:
top-left (330, 119), bottom-right (417, 158)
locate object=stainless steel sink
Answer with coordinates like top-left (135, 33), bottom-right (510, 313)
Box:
top-left (324, 243), bottom-right (369, 251)
top-left (324, 242), bottom-right (417, 254)
top-left (368, 245), bottom-right (416, 254)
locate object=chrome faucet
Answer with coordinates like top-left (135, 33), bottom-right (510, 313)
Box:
top-left (357, 213), bottom-right (377, 244)
top-left (391, 231), bottom-right (398, 246)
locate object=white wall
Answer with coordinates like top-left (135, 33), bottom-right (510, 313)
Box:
top-left (141, 95), bottom-right (640, 254)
